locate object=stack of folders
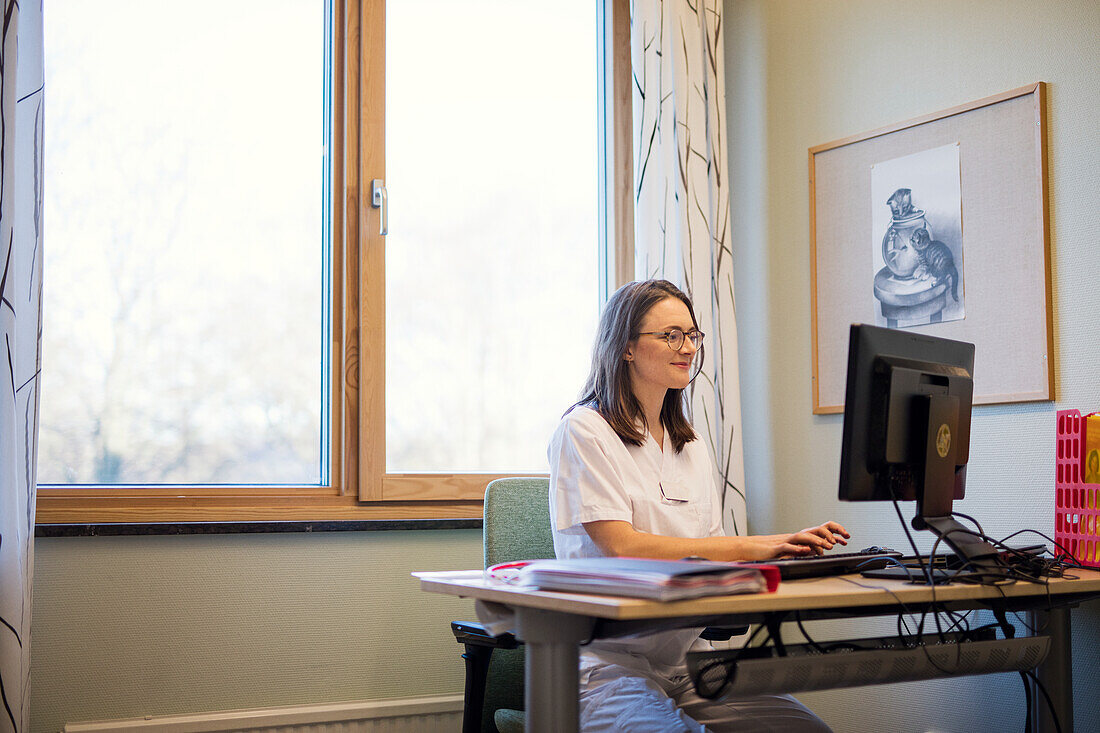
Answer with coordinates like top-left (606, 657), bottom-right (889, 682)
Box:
top-left (517, 558), bottom-right (780, 601)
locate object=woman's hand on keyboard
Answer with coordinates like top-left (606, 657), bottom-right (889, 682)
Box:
top-left (728, 522), bottom-right (849, 561)
top-left (772, 521), bottom-right (851, 558)
top-left (582, 520), bottom-right (851, 562)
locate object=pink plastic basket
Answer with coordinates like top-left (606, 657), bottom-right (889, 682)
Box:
top-left (1054, 409), bottom-right (1100, 567)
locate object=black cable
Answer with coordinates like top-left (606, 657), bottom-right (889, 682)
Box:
top-left (836, 575), bottom-right (966, 673)
top-left (991, 527), bottom-right (1087, 575)
top-left (951, 510), bottom-right (986, 539)
top-left (888, 484), bottom-right (938, 589)
top-left (884, 491), bottom-right (1013, 647)
top-left (847, 564), bottom-right (1022, 678)
top-left (886, 485), bottom-right (951, 644)
top-left (869, 556), bottom-right (975, 645)
top-left (925, 527), bottom-right (1004, 580)
top-left (793, 612), bottom-right (828, 654)
top-left (692, 623), bottom-right (768, 700)
top-left (1022, 669), bottom-right (1064, 733)
top-left (896, 611), bottom-right (917, 645)
top-left (938, 520), bottom-right (1095, 723)
top-left (838, 575), bottom-right (922, 615)
top-left (937, 521), bottom-right (1073, 598)
top-left (692, 657), bottom-right (735, 700)
top-left (923, 526), bottom-right (1059, 592)
top-left (790, 615), bottom-right (880, 655)
top-left (939, 608), bottom-right (973, 637)
top-left (973, 540), bottom-right (1064, 619)
top-left (743, 622), bottom-right (767, 648)
top-left (789, 515), bottom-right (1081, 727)
top-left (764, 615), bottom-right (787, 656)
top-left (941, 524), bottom-right (1064, 588)
top-left (1019, 670), bottom-right (1034, 733)
top-left (766, 517), bottom-right (1082, 717)
top-left (906, 535), bottom-right (1011, 651)
top-left (984, 580), bottom-right (1046, 637)
top-left (894, 507), bottom-right (1077, 592)
top-left (853, 556), bottom-right (935, 645)
top-left (742, 595), bottom-right (956, 685)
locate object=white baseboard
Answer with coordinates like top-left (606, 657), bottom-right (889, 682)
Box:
top-left (63, 694), bottom-right (465, 733)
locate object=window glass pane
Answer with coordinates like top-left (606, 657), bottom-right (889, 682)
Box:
top-left (40, 0), bottom-right (329, 485)
top-left (386, 0), bottom-right (599, 472)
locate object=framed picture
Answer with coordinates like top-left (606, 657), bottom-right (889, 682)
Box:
top-left (809, 83), bottom-right (1052, 414)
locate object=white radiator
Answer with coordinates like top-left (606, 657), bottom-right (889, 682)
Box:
top-left (63, 695), bottom-right (464, 733)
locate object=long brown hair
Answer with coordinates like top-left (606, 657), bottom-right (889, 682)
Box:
top-left (572, 279), bottom-right (702, 453)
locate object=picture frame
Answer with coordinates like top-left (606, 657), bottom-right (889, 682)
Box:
top-left (809, 83), bottom-right (1052, 415)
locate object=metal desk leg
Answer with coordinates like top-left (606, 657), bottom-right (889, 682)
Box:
top-left (514, 607), bottom-right (595, 733)
top-left (1029, 606), bottom-right (1073, 733)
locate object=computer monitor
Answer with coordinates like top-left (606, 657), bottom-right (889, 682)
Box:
top-left (838, 323), bottom-right (998, 573)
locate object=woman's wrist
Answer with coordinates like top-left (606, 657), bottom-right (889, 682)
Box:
top-left (718, 535), bottom-right (765, 562)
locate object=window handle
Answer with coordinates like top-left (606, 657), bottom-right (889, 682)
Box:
top-left (371, 178), bottom-right (388, 236)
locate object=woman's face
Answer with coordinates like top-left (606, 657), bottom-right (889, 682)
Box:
top-left (624, 296), bottom-right (699, 397)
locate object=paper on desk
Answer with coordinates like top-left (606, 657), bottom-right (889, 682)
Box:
top-left (519, 557), bottom-right (778, 601)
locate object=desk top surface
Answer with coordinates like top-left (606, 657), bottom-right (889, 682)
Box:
top-left (415, 568), bottom-right (1100, 620)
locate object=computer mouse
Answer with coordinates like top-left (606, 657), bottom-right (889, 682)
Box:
top-left (859, 546), bottom-right (895, 554)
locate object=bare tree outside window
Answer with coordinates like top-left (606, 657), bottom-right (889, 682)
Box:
top-left (40, 0), bottom-right (601, 486)
top-left (41, 0), bottom-right (327, 484)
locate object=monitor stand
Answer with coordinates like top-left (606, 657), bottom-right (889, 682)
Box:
top-left (863, 515), bottom-right (1003, 584)
top-left (882, 394), bottom-right (1002, 584)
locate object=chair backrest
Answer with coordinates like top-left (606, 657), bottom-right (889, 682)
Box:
top-left (479, 477), bottom-right (554, 732)
top-left (483, 477), bottom-right (554, 569)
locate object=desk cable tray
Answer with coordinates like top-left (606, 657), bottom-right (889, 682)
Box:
top-left (687, 630), bottom-right (1050, 698)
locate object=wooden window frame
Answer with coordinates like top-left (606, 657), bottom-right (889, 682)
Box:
top-left (34, 0), bottom-right (633, 525)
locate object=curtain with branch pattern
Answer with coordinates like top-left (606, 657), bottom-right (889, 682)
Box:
top-left (631, 0), bottom-right (746, 536)
top-left (1, 1), bottom-right (44, 730)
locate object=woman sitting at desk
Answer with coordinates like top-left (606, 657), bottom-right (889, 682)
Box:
top-left (548, 279), bottom-right (848, 732)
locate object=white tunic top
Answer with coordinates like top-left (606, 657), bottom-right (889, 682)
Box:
top-left (547, 405), bottom-right (723, 676)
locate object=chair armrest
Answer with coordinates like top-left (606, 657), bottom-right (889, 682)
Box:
top-left (700, 625), bottom-right (749, 641)
top-left (452, 621), bottom-right (521, 733)
top-left (451, 620), bottom-right (521, 649)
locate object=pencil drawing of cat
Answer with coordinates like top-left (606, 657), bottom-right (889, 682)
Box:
top-left (910, 227), bottom-right (959, 301)
top-left (887, 188), bottom-right (915, 219)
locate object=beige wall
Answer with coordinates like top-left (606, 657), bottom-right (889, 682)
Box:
top-left (30, 531), bottom-right (483, 732)
top-left (725, 0), bottom-right (1100, 731)
top-left (30, 2), bottom-right (1099, 731)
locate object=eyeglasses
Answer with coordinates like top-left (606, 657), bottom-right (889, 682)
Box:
top-left (634, 328), bottom-right (705, 351)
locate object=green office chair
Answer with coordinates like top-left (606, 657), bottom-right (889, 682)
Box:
top-left (451, 476), bottom-right (553, 733)
top-left (450, 476), bottom-right (747, 733)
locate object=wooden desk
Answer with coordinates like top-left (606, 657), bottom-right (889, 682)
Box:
top-left (418, 569), bottom-right (1100, 733)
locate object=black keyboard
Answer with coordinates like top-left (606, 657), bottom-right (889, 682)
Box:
top-left (743, 549), bottom-right (904, 580)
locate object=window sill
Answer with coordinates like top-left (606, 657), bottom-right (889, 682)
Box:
top-left (34, 492), bottom-right (485, 525)
top-left (34, 474), bottom-right (544, 524)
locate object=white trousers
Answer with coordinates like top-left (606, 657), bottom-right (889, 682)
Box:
top-left (578, 663), bottom-right (833, 733)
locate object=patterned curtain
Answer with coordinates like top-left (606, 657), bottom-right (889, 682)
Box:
top-left (631, 0), bottom-right (746, 535)
top-left (0, 1), bottom-right (44, 730)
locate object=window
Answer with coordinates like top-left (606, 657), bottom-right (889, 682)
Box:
top-left (40, 0), bottom-right (329, 487)
top-left (385, 0), bottom-right (598, 475)
top-left (35, 0), bottom-right (633, 523)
